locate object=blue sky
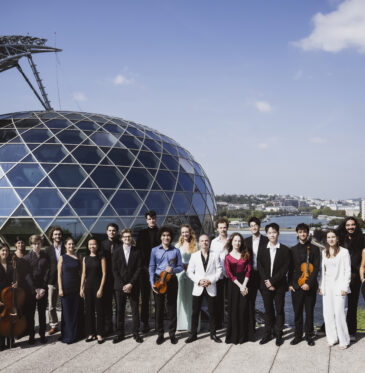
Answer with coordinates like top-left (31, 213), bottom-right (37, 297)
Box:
top-left (1, 0), bottom-right (365, 200)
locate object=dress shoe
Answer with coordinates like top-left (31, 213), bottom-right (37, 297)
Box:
top-left (40, 336), bottom-right (47, 344)
top-left (142, 323), bottom-right (150, 333)
top-left (156, 335), bottom-right (165, 345)
top-left (260, 336), bottom-right (272, 345)
top-left (275, 337), bottom-right (284, 346)
top-left (133, 334), bottom-right (143, 343)
top-left (86, 335), bottom-right (96, 342)
top-left (306, 338), bottom-right (315, 346)
top-left (170, 335), bottom-right (178, 344)
top-left (210, 334), bottom-right (222, 343)
top-left (185, 335), bottom-right (197, 343)
top-left (290, 337), bottom-right (302, 345)
top-left (97, 339), bottom-right (105, 344)
top-left (28, 337), bottom-right (35, 345)
top-left (48, 327), bottom-right (58, 336)
top-left (113, 335), bottom-right (125, 344)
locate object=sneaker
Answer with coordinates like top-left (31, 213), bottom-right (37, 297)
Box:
top-left (350, 334), bottom-right (356, 342)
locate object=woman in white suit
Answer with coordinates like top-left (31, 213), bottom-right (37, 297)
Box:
top-left (185, 234), bottom-right (222, 343)
top-left (319, 229), bottom-right (351, 349)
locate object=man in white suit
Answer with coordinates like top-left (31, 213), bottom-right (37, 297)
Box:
top-left (185, 234), bottom-right (223, 343)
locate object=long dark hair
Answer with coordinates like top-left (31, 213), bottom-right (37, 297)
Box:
top-left (337, 217), bottom-right (363, 246)
top-left (225, 233), bottom-right (250, 260)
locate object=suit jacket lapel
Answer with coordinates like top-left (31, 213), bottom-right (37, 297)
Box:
top-left (205, 252), bottom-right (213, 273)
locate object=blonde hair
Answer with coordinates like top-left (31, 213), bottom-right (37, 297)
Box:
top-left (29, 234), bottom-right (43, 245)
top-left (178, 224), bottom-right (198, 254)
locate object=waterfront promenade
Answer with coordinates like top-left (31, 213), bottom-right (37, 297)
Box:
top-left (0, 318), bottom-right (364, 372)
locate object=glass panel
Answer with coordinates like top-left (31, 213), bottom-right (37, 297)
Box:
top-left (49, 165), bottom-right (86, 188)
top-left (69, 189), bottom-right (105, 216)
top-left (126, 168), bottom-right (153, 189)
top-left (44, 119), bottom-right (71, 129)
top-left (32, 144), bottom-right (68, 163)
top-left (192, 161), bottom-right (204, 177)
top-left (0, 188), bottom-right (20, 216)
top-left (178, 173), bottom-right (194, 192)
top-left (145, 130), bottom-right (161, 141)
top-left (71, 146), bottom-right (104, 164)
top-left (7, 163), bottom-right (45, 187)
top-left (179, 158), bottom-right (194, 174)
top-left (187, 215), bottom-right (202, 236)
top-left (206, 193), bottom-right (215, 215)
top-left (0, 129), bottom-right (17, 143)
top-left (15, 119), bottom-right (39, 128)
top-left (161, 154), bottom-right (179, 171)
top-left (194, 175), bottom-right (206, 194)
top-left (0, 119), bottom-right (13, 128)
top-left (91, 218), bottom-right (123, 241)
top-left (90, 166), bottom-right (123, 188)
top-left (163, 142), bottom-right (178, 156)
top-left (56, 130), bottom-right (86, 144)
top-left (75, 121), bottom-right (99, 131)
top-left (21, 129), bottom-right (52, 143)
top-left (24, 189), bottom-right (64, 216)
top-left (90, 132), bottom-right (118, 147)
top-left (107, 148), bottom-right (135, 166)
top-left (126, 126), bottom-right (144, 137)
top-left (49, 218), bottom-right (85, 243)
top-left (145, 192), bottom-right (170, 215)
top-left (103, 123), bottom-right (124, 134)
top-left (0, 144), bottom-right (29, 162)
top-left (192, 193), bottom-right (206, 215)
top-left (156, 170), bottom-right (177, 190)
top-left (1, 218), bottom-right (41, 245)
top-left (111, 190), bottom-right (141, 215)
top-left (119, 135), bottom-right (141, 149)
top-left (177, 146), bottom-right (192, 160)
top-left (172, 192), bottom-right (191, 214)
top-left (137, 151), bottom-right (159, 168)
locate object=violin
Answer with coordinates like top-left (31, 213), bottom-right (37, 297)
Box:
top-left (0, 255), bottom-right (27, 345)
top-left (298, 245), bottom-right (313, 287)
top-left (154, 258), bottom-right (176, 294)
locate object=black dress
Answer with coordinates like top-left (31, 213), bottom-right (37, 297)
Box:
top-left (225, 254), bottom-right (252, 344)
top-left (60, 254), bottom-right (83, 343)
top-left (84, 255), bottom-right (104, 336)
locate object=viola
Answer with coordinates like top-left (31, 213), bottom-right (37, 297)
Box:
top-left (298, 245), bottom-right (313, 287)
top-left (154, 258), bottom-right (176, 294)
top-left (0, 255), bottom-right (27, 344)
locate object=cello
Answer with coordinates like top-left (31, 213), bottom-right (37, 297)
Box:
top-left (0, 255), bottom-right (27, 347)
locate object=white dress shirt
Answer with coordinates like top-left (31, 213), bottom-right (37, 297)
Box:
top-left (54, 244), bottom-right (62, 261)
top-left (123, 245), bottom-right (131, 265)
top-left (267, 241), bottom-right (280, 277)
top-left (252, 235), bottom-right (261, 270)
top-left (210, 235), bottom-right (229, 278)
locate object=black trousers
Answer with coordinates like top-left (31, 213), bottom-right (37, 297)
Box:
top-left (247, 269), bottom-right (260, 336)
top-left (140, 269), bottom-right (151, 325)
top-left (215, 278), bottom-right (226, 328)
top-left (191, 289), bottom-right (216, 336)
top-left (103, 280), bottom-right (116, 334)
top-left (347, 273), bottom-right (361, 335)
top-left (27, 294), bottom-right (47, 338)
top-left (291, 288), bottom-right (317, 338)
top-left (153, 275), bottom-right (178, 336)
top-left (115, 289), bottom-right (140, 336)
top-left (261, 289), bottom-right (285, 338)
top-left (84, 287), bottom-right (104, 337)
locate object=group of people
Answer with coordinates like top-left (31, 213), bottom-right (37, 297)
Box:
top-left (0, 210), bottom-right (365, 351)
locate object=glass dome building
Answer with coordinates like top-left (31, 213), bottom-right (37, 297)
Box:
top-left (0, 110), bottom-right (216, 247)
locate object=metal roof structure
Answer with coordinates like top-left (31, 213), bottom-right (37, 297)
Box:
top-left (0, 35), bottom-right (61, 111)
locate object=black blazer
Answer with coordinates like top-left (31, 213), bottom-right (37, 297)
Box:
top-left (0, 262), bottom-right (13, 293)
top-left (135, 227), bottom-right (160, 268)
top-left (112, 246), bottom-right (142, 292)
top-left (257, 243), bottom-right (290, 292)
top-left (244, 234), bottom-right (269, 266)
top-left (24, 251), bottom-right (49, 290)
top-left (45, 245), bottom-right (66, 285)
top-left (288, 242), bottom-right (320, 290)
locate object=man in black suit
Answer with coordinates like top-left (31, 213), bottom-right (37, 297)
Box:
top-left (257, 223), bottom-right (289, 346)
top-left (100, 223), bottom-right (122, 335)
top-left (44, 226), bottom-right (65, 335)
top-left (112, 228), bottom-right (143, 343)
top-left (244, 217), bottom-right (268, 340)
top-left (288, 223), bottom-right (320, 346)
top-left (135, 210), bottom-right (160, 332)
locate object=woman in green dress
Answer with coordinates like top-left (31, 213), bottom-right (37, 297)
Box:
top-left (176, 224), bottom-right (198, 331)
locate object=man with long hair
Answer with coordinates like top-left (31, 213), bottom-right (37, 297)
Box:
top-left (337, 217), bottom-right (365, 341)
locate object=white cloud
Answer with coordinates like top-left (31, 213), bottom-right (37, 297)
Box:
top-left (255, 101), bottom-right (273, 113)
top-left (72, 92), bottom-right (87, 102)
top-left (310, 137), bottom-right (326, 144)
top-left (258, 142), bottom-right (268, 149)
top-left (295, 0), bottom-right (365, 53)
top-left (113, 74), bottom-right (133, 85)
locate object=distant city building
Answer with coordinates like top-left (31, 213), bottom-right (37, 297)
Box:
top-left (362, 200), bottom-right (365, 221)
